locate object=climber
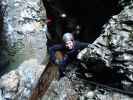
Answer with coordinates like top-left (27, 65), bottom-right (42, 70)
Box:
top-left (49, 32), bottom-right (89, 78)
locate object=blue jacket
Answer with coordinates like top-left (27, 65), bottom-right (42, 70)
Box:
top-left (49, 41), bottom-right (89, 65)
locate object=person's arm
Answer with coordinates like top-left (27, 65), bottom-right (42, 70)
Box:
top-left (76, 41), bottom-right (89, 50)
top-left (49, 44), bottom-right (64, 64)
top-left (59, 54), bottom-right (69, 66)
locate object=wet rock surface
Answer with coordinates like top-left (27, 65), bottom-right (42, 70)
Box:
top-left (0, 59), bottom-right (47, 100)
top-left (0, 0), bottom-right (48, 99)
top-left (79, 2), bottom-right (133, 84)
top-left (77, 1), bottom-right (133, 99)
top-left (41, 77), bottom-right (78, 100)
top-left (0, 0), bottom-right (47, 73)
top-left (41, 62), bottom-right (133, 100)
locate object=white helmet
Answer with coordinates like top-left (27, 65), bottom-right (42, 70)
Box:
top-left (62, 33), bottom-right (74, 42)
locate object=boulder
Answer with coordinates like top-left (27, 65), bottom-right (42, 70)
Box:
top-left (78, 2), bottom-right (133, 87)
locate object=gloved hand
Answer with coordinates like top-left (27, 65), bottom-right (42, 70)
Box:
top-left (55, 59), bottom-right (60, 65)
top-left (58, 55), bottom-right (69, 66)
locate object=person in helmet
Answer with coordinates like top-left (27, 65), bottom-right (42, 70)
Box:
top-left (49, 33), bottom-right (89, 78)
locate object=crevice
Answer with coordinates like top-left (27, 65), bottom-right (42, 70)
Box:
top-left (43, 0), bottom-right (123, 43)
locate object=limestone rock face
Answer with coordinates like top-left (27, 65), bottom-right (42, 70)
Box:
top-left (0, 0), bottom-right (47, 70)
top-left (78, 2), bottom-right (133, 86)
top-left (0, 0), bottom-right (48, 99)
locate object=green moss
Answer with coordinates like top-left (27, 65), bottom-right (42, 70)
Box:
top-left (129, 31), bottom-right (133, 41)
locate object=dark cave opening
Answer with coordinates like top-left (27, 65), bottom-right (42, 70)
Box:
top-left (43, 0), bottom-right (122, 43)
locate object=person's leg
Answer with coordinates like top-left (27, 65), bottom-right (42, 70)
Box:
top-left (54, 51), bottom-right (65, 78)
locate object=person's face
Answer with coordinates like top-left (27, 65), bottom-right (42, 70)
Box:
top-left (65, 40), bottom-right (74, 49)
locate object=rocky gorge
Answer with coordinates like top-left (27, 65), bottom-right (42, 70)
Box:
top-left (0, 0), bottom-right (133, 100)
